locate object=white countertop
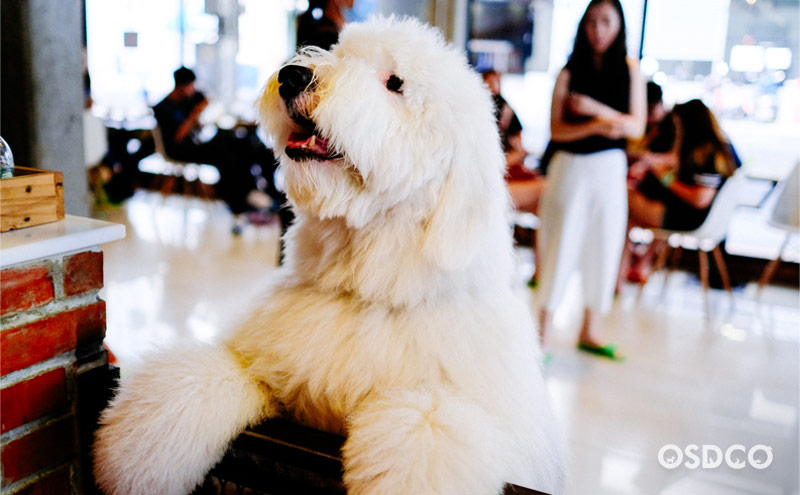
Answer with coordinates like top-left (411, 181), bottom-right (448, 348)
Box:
top-left (0, 215), bottom-right (126, 268)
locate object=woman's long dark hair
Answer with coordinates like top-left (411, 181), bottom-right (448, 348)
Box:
top-left (566, 0), bottom-right (628, 78)
top-left (673, 99), bottom-right (736, 177)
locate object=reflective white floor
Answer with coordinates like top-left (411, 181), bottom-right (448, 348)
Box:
top-left (97, 191), bottom-right (800, 495)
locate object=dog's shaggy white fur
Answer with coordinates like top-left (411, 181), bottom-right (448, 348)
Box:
top-left (94, 17), bottom-right (564, 495)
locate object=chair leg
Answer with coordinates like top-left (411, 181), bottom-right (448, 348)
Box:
top-left (635, 241), bottom-right (669, 300)
top-left (617, 236), bottom-right (633, 295)
top-left (669, 245), bottom-right (683, 272)
top-left (201, 183), bottom-right (217, 201)
top-left (712, 245), bottom-right (732, 293)
top-left (150, 170), bottom-right (164, 192)
top-left (699, 249), bottom-right (711, 318)
top-left (531, 229), bottom-right (540, 285)
top-left (652, 240), bottom-right (672, 273)
top-left (758, 233), bottom-right (791, 292)
top-left (650, 241), bottom-right (671, 298)
top-left (180, 175), bottom-right (189, 196)
top-left (656, 243), bottom-right (681, 296)
top-left (193, 177), bottom-right (209, 199)
top-left (758, 257), bottom-right (783, 292)
top-left (160, 175), bottom-right (175, 196)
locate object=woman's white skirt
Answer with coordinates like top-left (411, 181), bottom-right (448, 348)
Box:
top-left (536, 149), bottom-right (627, 314)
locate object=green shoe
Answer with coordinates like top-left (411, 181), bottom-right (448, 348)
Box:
top-left (541, 351), bottom-right (554, 369)
top-left (577, 342), bottom-right (626, 362)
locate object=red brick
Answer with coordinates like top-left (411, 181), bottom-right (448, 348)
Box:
top-left (1, 368), bottom-right (68, 434)
top-left (0, 417), bottom-right (76, 485)
top-left (15, 466), bottom-right (71, 495)
top-left (63, 251), bottom-right (103, 297)
top-left (0, 265), bottom-right (55, 316)
top-left (0, 303), bottom-right (106, 376)
top-left (74, 302), bottom-right (106, 346)
top-left (1, 316), bottom-right (76, 377)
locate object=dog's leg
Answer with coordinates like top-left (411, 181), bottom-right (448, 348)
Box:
top-left (93, 341), bottom-right (275, 495)
top-left (342, 390), bottom-right (511, 495)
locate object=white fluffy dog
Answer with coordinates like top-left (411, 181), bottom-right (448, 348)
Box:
top-left (94, 17), bottom-right (564, 495)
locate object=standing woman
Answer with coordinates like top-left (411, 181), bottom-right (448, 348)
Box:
top-left (536, 0), bottom-right (646, 358)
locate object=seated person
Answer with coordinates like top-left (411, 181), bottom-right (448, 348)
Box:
top-left (296, 0), bottom-right (352, 50)
top-left (629, 99), bottom-right (738, 230)
top-left (626, 80), bottom-right (669, 164)
top-left (644, 81), bottom-right (668, 136)
top-left (153, 67), bottom-right (290, 227)
top-left (482, 69), bottom-right (545, 214)
top-left (623, 99), bottom-right (739, 281)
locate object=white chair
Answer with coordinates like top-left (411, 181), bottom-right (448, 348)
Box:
top-left (83, 109), bottom-right (108, 168)
top-left (512, 211), bottom-right (541, 231)
top-left (84, 110), bottom-right (111, 208)
top-left (635, 170), bottom-right (745, 317)
top-left (150, 126), bottom-right (216, 198)
top-left (758, 163), bottom-right (800, 290)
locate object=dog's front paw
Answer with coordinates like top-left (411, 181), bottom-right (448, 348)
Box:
top-left (342, 390), bottom-right (510, 495)
top-left (93, 343), bottom-right (273, 495)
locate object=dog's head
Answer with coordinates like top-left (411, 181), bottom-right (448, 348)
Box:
top-left (260, 17), bottom-right (508, 270)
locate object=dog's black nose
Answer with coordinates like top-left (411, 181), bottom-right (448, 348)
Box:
top-left (278, 65), bottom-right (313, 102)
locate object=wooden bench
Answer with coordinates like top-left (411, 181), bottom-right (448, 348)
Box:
top-left (195, 417), bottom-right (551, 495)
top-left (87, 366), bottom-right (550, 495)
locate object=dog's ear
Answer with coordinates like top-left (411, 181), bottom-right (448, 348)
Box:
top-left (421, 155), bottom-right (504, 271)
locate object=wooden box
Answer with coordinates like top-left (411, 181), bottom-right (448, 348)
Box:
top-left (0, 166), bottom-right (65, 232)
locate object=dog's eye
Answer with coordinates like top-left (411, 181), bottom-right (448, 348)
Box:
top-left (386, 75), bottom-right (404, 94)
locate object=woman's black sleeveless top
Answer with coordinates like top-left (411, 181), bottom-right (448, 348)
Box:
top-left (558, 60), bottom-right (630, 154)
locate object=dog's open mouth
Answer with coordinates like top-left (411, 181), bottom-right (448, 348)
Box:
top-left (285, 117), bottom-right (341, 162)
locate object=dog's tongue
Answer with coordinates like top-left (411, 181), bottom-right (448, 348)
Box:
top-left (287, 131), bottom-right (331, 155)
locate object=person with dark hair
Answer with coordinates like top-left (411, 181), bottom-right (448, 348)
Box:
top-left (154, 68), bottom-right (208, 160)
top-left (535, 0), bottom-right (646, 359)
top-left (153, 67), bottom-right (290, 229)
top-left (621, 99), bottom-right (739, 282)
top-left (625, 80), bottom-right (671, 178)
top-left (628, 99), bottom-right (738, 230)
top-left (483, 69), bottom-right (524, 161)
top-left (645, 81), bottom-right (665, 134)
top-left (296, 0), bottom-right (353, 50)
top-left (482, 69), bottom-right (545, 214)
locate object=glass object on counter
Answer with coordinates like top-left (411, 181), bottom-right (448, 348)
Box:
top-left (0, 136), bottom-right (14, 179)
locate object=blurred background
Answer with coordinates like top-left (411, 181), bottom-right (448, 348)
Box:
top-left (6, 0), bottom-right (798, 260)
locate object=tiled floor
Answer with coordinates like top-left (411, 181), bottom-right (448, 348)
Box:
top-left (96, 191), bottom-right (799, 495)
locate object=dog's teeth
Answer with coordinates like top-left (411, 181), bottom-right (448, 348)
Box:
top-left (310, 135), bottom-right (316, 147)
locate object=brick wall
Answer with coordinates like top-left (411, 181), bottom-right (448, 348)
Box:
top-left (1, 250), bottom-right (108, 495)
